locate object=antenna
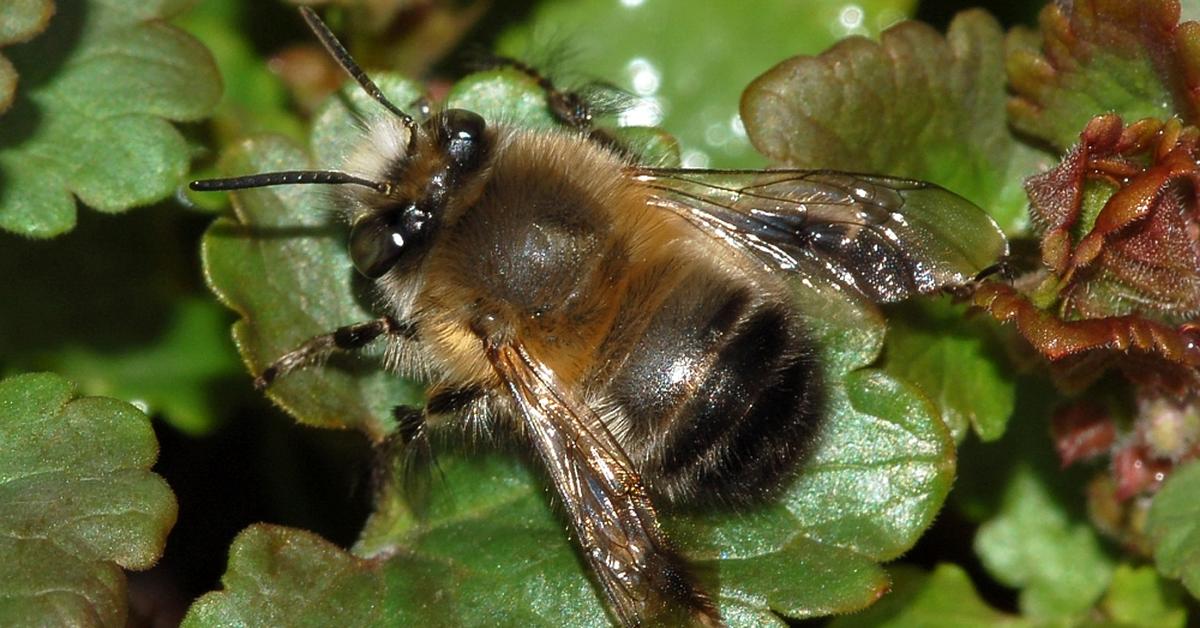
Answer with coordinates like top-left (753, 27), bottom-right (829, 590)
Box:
top-left (189, 170), bottom-right (391, 195)
top-left (190, 8), bottom-right (412, 196)
top-left (298, 6), bottom-right (414, 128)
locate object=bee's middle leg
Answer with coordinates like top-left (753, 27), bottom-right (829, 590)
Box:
top-left (379, 386), bottom-right (484, 499)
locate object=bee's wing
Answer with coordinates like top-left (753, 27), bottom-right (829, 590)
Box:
top-left (487, 341), bottom-right (721, 628)
top-left (633, 168), bottom-right (1008, 303)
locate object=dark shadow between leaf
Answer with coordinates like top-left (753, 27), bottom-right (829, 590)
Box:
top-left (149, 392), bottom-right (375, 607)
top-left (915, 0), bottom-right (1041, 29)
top-left (955, 376), bottom-right (1108, 521)
top-left (0, 205), bottom-right (199, 355)
top-left (241, 1), bottom-right (311, 60)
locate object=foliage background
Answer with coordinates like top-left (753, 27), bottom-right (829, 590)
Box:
top-left (1, 0), bottom-right (1198, 625)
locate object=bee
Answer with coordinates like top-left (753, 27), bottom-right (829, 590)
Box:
top-left (192, 7), bottom-right (1007, 627)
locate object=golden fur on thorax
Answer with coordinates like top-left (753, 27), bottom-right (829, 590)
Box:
top-left (402, 128), bottom-right (700, 391)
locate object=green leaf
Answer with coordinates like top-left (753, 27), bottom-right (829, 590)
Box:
top-left (183, 526), bottom-right (395, 628)
top-left (0, 0), bottom-right (221, 237)
top-left (445, 69), bottom-right (561, 130)
top-left (884, 299), bottom-right (1017, 442)
top-left (1007, 0), bottom-right (1199, 151)
top-left (1146, 460), bottom-right (1200, 598)
top-left (0, 372), bottom-right (175, 626)
top-left (1097, 564), bottom-right (1188, 628)
top-left (497, 0), bottom-right (916, 168)
top-left (741, 9), bottom-right (1052, 234)
top-left (828, 563), bottom-right (1029, 628)
top-left (198, 66), bottom-right (955, 621)
top-left (0, 0), bottom-right (53, 114)
top-left (974, 464), bottom-right (1114, 619)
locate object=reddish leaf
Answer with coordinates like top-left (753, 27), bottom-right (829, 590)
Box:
top-left (1008, 0), bottom-right (1200, 150)
top-left (1025, 115), bottom-right (1200, 323)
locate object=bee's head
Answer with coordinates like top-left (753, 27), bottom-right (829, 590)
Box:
top-left (188, 7), bottom-right (495, 281)
top-left (347, 108), bottom-right (490, 278)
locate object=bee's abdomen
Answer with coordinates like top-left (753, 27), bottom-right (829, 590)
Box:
top-left (605, 273), bottom-right (823, 505)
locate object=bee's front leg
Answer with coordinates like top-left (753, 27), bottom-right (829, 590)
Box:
top-left (254, 316), bottom-right (416, 389)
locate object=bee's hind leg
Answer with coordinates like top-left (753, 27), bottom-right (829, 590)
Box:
top-left (480, 55), bottom-right (635, 156)
top-left (254, 316), bottom-right (415, 390)
top-left (481, 56), bottom-right (593, 128)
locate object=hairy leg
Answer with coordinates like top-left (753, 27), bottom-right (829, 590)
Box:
top-left (254, 316), bottom-right (415, 389)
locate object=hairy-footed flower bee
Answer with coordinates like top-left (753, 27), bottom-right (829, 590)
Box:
top-left (192, 7), bottom-right (1007, 627)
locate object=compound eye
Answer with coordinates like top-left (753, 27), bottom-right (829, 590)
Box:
top-left (348, 214), bottom-right (404, 279)
top-left (438, 109), bottom-right (487, 173)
